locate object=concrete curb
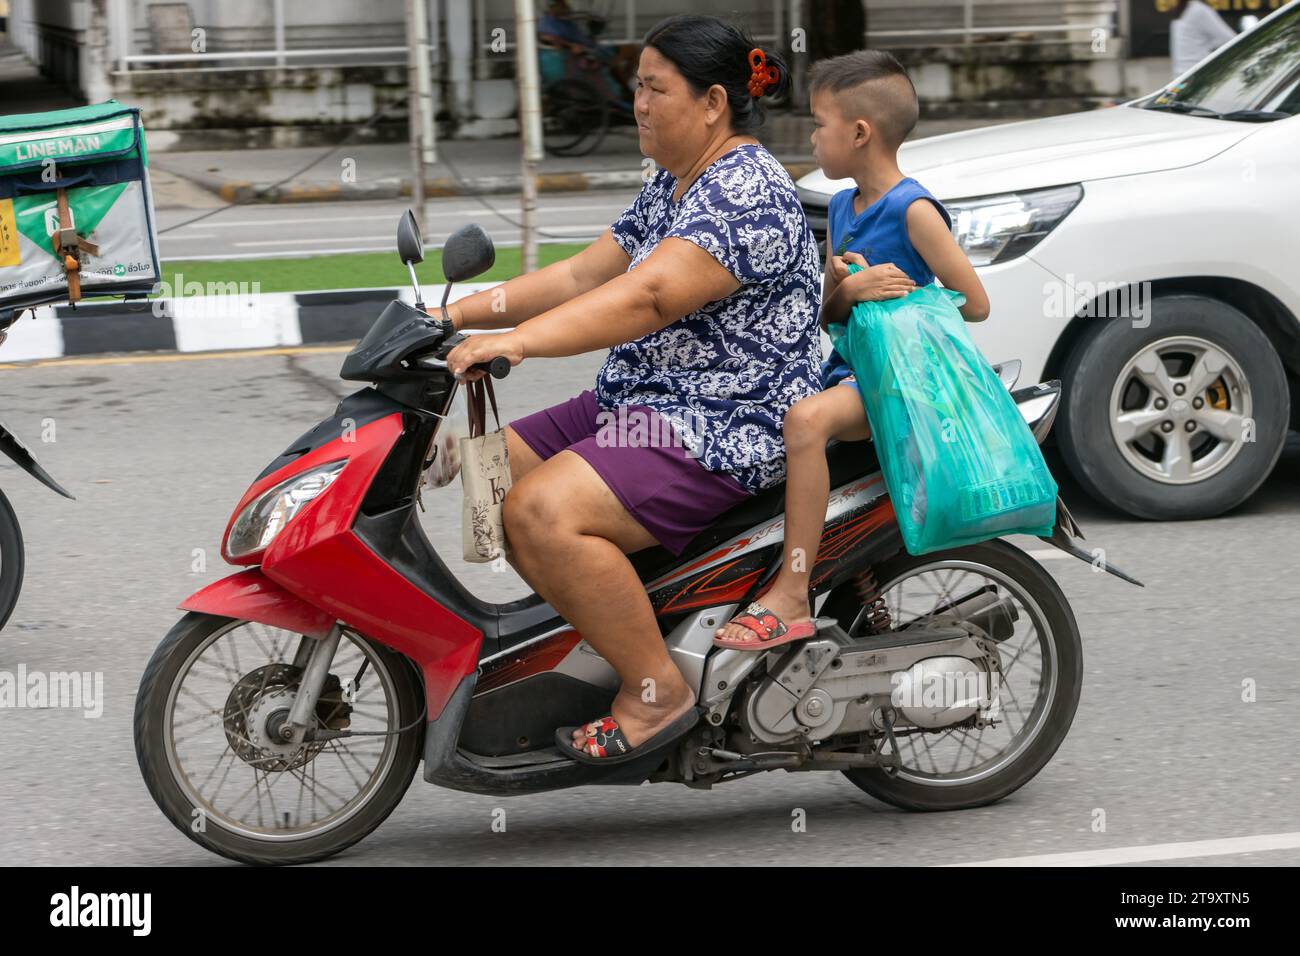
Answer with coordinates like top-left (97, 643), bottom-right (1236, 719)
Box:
top-left (1, 282), bottom-right (838, 366)
top-left (173, 161), bottom-right (821, 205)
top-left (1, 285), bottom-right (500, 363)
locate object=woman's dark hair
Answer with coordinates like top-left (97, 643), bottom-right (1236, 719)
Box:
top-left (643, 15), bottom-right (791, 133)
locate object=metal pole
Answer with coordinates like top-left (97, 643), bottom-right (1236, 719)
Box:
top-left (474, 0), bottom-right (488, 80)
top-left (406, 0), bottom-right (427, 232)
top-left (274, 0), bottom-right (287, 68)
top-left (515, 0), bottom-right (543, 274)
top-left (414, 0), bottom-right (437, 165)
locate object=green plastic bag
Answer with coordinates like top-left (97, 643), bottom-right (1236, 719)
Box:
top-left (828, 271), bottom-right (1057, 555)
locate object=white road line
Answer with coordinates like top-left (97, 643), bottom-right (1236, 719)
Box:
top-left (229, 224), bottom-right (607, 248)
top-left (162, 246), bottom-right (405, 260)
top-left (1026, 549), bottom-right (1073, 560)
top-left (943, 831), bottom-right (1300, 867)
top-left (161, 204), bottom-right (629, 231)
top-left (160, 237), bottom-right (550, 261)
top-left (232, 235), bottom-right (413, 247)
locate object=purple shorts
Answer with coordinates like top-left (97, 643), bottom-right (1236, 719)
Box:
top-left (508, 389), bottom-right (752, 556)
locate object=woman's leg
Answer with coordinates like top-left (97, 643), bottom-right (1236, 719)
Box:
top-left (504, 425), bottom-right (545, 483)
top-left (502, 449), bottom-right (697, 749)
top-left (715, 383), bottom-right (871, 645)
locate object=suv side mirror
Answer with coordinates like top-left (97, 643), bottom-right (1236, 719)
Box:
top-left (442, 224), bottom-right (495, 283)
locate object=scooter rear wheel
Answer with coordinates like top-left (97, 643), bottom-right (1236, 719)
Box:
top-left (823, 540), bottom-right (1083, 812)
top-left (134, 613), bottom-right (425, 865)
top-left (0, 488), bottom-right (25, 632)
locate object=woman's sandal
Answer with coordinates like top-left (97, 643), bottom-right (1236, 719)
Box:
top-left (554, 706), bottom-right (703, 766)
top-left (712, 599), bottom-right (817, 651)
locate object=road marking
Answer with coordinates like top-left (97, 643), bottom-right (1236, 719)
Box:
top-left (0, 344), bottom-right (352, 370)
top-left (229, 224), bottom-right (610, 248)
top-left (943, 831), bottom-right (1300, 866)
top-left (233, 235), bottom-right (406, 247)
top-left (158, 237), bottom-right (580, 261)
top-left (1026, 549), bottom-right (1072, 560)
top-left (161, 203), bottom-right (630, 230)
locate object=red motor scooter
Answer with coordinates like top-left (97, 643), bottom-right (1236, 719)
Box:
top-left (134, 213), bottom-right (1142, 865)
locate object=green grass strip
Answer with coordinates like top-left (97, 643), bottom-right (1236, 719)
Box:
top-left (150, 243), bottom-right (588, 296)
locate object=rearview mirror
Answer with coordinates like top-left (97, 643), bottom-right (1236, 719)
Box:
top-left (442, 224), bottom-right (495, 283)
top-left (396, 210), bottom-right (424, 265)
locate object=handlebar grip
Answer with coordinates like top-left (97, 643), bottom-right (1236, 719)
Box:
top-left (472, 355), bottom-right (511, 379)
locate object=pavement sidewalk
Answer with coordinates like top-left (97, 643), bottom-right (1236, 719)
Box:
top-left (149, 114), bottom-right (997, 208)
top-left (0, 42), bottom-right (1000, 209)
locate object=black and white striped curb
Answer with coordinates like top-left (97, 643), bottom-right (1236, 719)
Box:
top-left (2, 284), bottom-right (499, 362)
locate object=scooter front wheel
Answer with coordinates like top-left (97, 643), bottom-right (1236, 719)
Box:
top-left (134, 613), bottom-right (425, 865)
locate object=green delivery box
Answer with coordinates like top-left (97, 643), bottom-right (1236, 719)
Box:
top-left (0, 101), bottom-right (161, 311)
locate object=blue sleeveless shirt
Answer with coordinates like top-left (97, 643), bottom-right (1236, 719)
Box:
top-left (820, 177), bottom-right (952, 387)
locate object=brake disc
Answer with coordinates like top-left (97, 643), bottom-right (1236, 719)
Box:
top-left (222, 665), bottom-right (353, 772)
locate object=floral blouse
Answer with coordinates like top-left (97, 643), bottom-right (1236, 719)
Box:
top-left (596, 143), bottom-right (823, 493)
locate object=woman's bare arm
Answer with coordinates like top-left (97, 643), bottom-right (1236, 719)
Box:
top-left (447, 229), bottom-right (632, 331)
top-left (445, 237), bottom-right (739, 376)
top-left (907, 200), bottom-right (990, 322)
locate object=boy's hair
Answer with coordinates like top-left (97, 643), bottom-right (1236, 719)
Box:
top-left (808, 50), bottom-right (919, 149)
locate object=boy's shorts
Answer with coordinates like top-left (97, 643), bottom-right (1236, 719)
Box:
top-left (508, 389), bottom-right (753, 557)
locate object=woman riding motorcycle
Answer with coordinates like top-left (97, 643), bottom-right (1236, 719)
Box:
top-left (445, 15), bottom-right (822, 763)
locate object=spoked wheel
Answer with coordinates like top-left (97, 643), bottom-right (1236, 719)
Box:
top-left (822, 540), bottom-right (1082, 811)
top-left (0, 488), bottom-right (24, 632)
top-left (543, 77), bottom-right (609, 157)
top-left (134, 613), bottom-right (425, 865)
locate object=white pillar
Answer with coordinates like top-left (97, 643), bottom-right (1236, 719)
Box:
top-left (81, 0), bottom-right (114, 102)
top-left (105, 0), bottom-right (131, 72)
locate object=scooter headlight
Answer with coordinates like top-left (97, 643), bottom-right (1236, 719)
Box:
top-left (948, 184), bottom-right (1082, 266)
top-left (224, 460), bottom-right (347, 560)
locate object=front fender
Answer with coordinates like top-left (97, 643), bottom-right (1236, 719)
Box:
top-left (0, 421), bottom-right (73, 498)
top-left (180, 568), bottom-right (336, 637)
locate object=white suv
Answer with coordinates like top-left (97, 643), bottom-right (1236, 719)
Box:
top-left (795, 4), bottom-right (1299, 520)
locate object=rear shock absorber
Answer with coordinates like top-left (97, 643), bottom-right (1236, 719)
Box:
top-left (850, 566), bottom-right (893, 635)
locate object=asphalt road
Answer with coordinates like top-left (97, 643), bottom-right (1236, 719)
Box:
top-left (155, 192), bottom-right (641, 261)
top-left (0, 347), bottom-right (1298, 866)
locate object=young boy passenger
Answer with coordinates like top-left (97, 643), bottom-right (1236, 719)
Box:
top-left (715, 51), bottom-right (991, 649)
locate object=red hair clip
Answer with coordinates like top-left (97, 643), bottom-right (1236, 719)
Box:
top-left (748, 47), bottom-right (779, 98)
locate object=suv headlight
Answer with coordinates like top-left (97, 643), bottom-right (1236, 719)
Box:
top-left (948, 184), bottom-right (1082, 266)
top-left (224, 460), bottom-right (347, 559)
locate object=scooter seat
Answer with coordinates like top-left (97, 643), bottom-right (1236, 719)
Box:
top-left (628, 438), bottom-right (879, 582)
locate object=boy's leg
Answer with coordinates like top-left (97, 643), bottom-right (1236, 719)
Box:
top-left (715, 383), bottom-right (871, 646)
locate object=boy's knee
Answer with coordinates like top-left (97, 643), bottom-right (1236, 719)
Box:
top-left (783, 400), bottom-right (827, 451)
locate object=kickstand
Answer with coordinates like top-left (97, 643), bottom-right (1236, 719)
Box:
top-left (879, 708), bottom-right (903, 776)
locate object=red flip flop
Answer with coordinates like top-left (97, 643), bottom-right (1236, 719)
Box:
top-left (712, 600), bottom-right (817, 651)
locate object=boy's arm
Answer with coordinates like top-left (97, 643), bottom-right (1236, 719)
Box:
top-left (819, 234), bottom-right (846, 331)
top-left (823, 250), bottom-right (915, 328)
top-left (907, 200), bottom-right (991, 322)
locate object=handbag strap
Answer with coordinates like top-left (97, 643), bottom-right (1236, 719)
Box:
top-left (483, 376), bottom-right (501, 431)
top-left (464, 375), bottom-right (502, 438)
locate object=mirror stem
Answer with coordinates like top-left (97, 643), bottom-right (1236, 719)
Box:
top-left (407, 261), bottom-right (425, 311)
top-left (439, 280), bottom-right (454, 326)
